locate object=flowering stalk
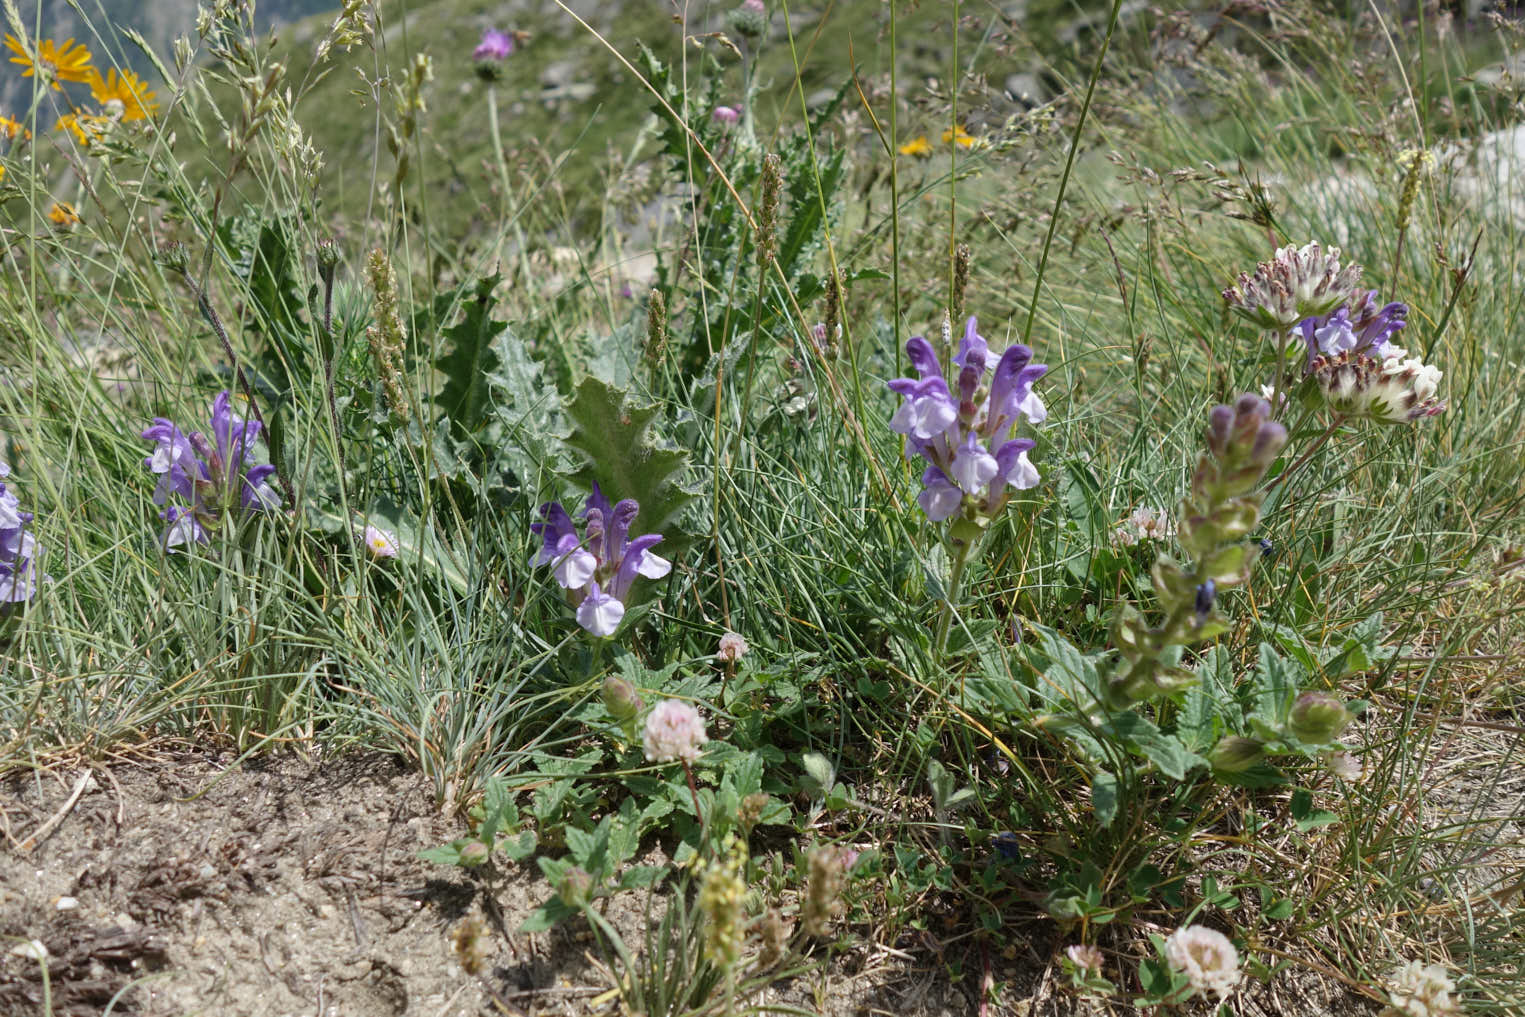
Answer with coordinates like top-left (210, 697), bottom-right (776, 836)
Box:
top-left (1107, 395), bottom-right (1285, 708)
top-left (887, 316), bottom-right (1046, 652)
top-left (530, 485), bottom-right (671, 637)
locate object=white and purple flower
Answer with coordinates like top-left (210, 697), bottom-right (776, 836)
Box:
top-left (0, 462), bottom-right (43, 603)
top-left (888, 316), bottom-right (1047, 523)
top-left (141, 390), bottom-right (281, 549)
top-left (530, 485), bottom-right (671, 637)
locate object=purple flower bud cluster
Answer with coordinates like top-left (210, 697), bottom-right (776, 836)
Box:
top-left (531, 485), bottom-right (672, 637)
top-left (887, 316), bottom-right (1047, 524)
top-left (141, 391), bottom-right (281, 549)
top-left (0, 462), bottom-right (43, 603)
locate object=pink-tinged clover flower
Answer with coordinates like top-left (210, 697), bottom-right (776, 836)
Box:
top-left (716, 631), bottom-right (748, 662)
top-left (643, 699), bottom-right (707, 763)
top-left (1164, 925), bottom-right (1241, 1002)
top-left (0, 461), bottom-right (44, 603)
top-left (530, 484), bottom-right (672, 637)
top-left (473, 29), bottom-right (513, 61)
top-left (712, 105), bottom-right (740, 125)
top-left (888, 316), bottom-right (1047, 525)
top-left (141, 391), bottom-right (281, 550)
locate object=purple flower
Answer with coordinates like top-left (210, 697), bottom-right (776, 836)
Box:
top-left (0, 462), bottom-right (43, 603)
top-left (1297, 290), bottom-right (1407, 369)
top-left (141, 391), bottom-right (281, 549)
top-left (888, 316), bottom-right (1047, 523)
top-left (531, 484), bottom-right (672, 637)
top-left (473, 29), bottom-right (514, 61)
top-left (712, 105), bottom-right (740, 125)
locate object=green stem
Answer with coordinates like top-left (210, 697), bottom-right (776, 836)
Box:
top-left (933, 536), bottom-right (976, 657)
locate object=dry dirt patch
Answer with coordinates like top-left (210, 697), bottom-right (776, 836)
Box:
top-left (0, 751), bottom-right (1378, 1017)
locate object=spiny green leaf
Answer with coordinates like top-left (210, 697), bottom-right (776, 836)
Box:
top-left (434, 274), bottom-right (510, 439)
top-left (563, 376), bottom-right (700, 553)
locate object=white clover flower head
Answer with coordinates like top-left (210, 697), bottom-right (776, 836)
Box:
top-left (1224, 242), bottom-right (1363, 329)
top-left (1164, 925), bottom-right (1241, 1002)
top-left (361, 524), bottom-right (400, 559)
top-left (1114, 506), bottom-right (1173, 547)
top-left (1383, 960), bottom-right (1459, 1017)
top-left (716, 631), bottom-right (749, 663)
top-left (1326, 749), bottom-right (1365, 782)
top-left (1066, 944), bottom-right (1104, 973)
top-left (644, 699), bottom-right (708, 764)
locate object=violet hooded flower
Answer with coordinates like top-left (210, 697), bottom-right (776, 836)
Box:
top-left (0, 462), bottom-right (44, 603)
top-left (531, 485), bottom-right (672, 637)
top-left (888, 316), bottom-right (1046, 524)
top-left (141, 390), bottom-right (281, 549)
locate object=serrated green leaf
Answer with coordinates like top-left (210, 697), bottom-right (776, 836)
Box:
top-left (519, 898), bottom-right (577, 933)
top-left (434, 274), bottom-right (510, 439)
top-left (564, 376), bottom-right (700, 554)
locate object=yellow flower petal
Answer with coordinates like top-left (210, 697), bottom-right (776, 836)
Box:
top-left (897, 135), bottom-right (932, 157)
top-left (5, 35), bottom-right (94, 89)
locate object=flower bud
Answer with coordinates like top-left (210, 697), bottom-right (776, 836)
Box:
top-left (558, 866), bottom-right (593, 908)
top-left (315, 235), bottom-right (339, 274)
top-left (1287, 691), bottom-right (1353, 744)
top-left (1208, 736), bottom-right (1266, 773)
top-left (738, 792), bottom-right (770, 832)
top-left (602, 676), bottom-right (644, 723)
top-left (459, 840), bottom-right (491, 866)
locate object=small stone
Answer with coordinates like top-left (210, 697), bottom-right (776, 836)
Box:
top-left (53, 896), bottom-right (79, 910)
top-left (9, 939), bottom-right (48, 961)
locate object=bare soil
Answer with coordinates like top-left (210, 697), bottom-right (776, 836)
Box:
top-left (0, 751), bottom-right (1377, 1017)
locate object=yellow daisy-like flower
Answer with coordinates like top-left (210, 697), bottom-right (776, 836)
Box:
top-left (941, 124), bottom-right (976, 149)
top-left (88, 68), bottom-right (159, 122)
top-left (56, 111), bottom-right (111, 146)
top-left (47, 201), bottom-right (80, 226)
top-left (5, 35), bottom-right (94, 89)
top-left (0, 113), bottom-right (26, 139)
top-left (897, 134), bottom-right (932, 157)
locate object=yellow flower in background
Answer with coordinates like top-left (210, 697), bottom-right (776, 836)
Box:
top-left (56, 111), bottom-right (110, 146)
top-left (941, 124), bottom-right (976, 148)
top-left (0, 113), bottom-right (26, 139)
top-left (897, 135), bottom-right (932, 157)
top-left (88, 68), bottom-right (158, 121)
top-left (47, 201), bottom-right (79, 226)
top-left (5, 35), bottom-right (94, 88)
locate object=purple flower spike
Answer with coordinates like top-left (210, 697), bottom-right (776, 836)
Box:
top-left (887, 315), bottom-right (1048, 525)
top-left (474, 29), bottom-right (514, 61)
top-left (532, 490), bottom-right (671, 638)
top-left (141, 391), bottom-right (280, 550)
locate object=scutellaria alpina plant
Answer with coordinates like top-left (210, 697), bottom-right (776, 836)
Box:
top-left (0, 462), bottom-right (44, 603)
top-left (141, 391), bottom-right (281, 549)
top-left (888, 315), bottom-right (1047, 650)
top-left (889, 316), bottom-right (1047, 534)
top-left (530, 485), bottom-right (671, 637)
top-left (1106, 395), bottom-right (1284, 707)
